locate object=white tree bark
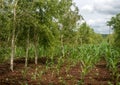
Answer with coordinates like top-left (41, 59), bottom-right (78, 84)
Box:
top-left (10, 1), bottom-right (18, 72)
top-left (34, 33), bottom-right (38, 65)
top-left (25, 29), bottom-right (30, 67)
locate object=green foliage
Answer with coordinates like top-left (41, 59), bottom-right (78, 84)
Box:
top-left (1, 1), bottom-right (120, 84)
top-left (105, 46), bottom-right (120, 82)
top-left (77, 23), bottom-right (103, 44)
top-left (0, 46), bottom-right (10, 63)
top-left (107, 13), bottom-right (120, 47)
top-left (106, 34), bottom-right (114, 45)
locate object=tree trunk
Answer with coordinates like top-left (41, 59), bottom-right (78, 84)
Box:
top-left (35, 44), bottom-right (38, 65)
top-left (34, 33), bottom-right (38, 65)
top-left (25, 29), bottom-right (30, 67)
top-left (11, 34), bottom-right (15, 71)
top-left (10, 1), bottom-right (17, 72)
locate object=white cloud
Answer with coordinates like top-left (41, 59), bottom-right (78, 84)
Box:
top-left (94, 0), bottom-right (120, 15)
top-left (87, 19), bottom-right (105, 26)
top-left (94, 0), bottom-right (112, 3)
top-left (81, 5), bottom-right (94, 13)
top-left (73, 0), bottom-right (119, 34)
top-left (88, 19), bottom-right (95, 25)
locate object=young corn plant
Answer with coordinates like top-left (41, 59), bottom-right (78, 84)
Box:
top-left (31, 67), bottom-right (39, 81)
top-left (21, 67), bottom-right (29, 79)
top-left (105, 48), bottom-right (120, 83)
top-left (55, 57), bottom-right (65, 75)
top-left (76, 44), bottom-right (101, 84)
top-left (80, 55), bottom-right (94, 84)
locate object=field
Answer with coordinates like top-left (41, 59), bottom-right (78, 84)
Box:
top-left (1, 0), bottom-right (120, 85)
top-left (0, 42), bottom-right (120, 85)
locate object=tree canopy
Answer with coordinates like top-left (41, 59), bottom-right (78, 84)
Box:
top-left (107, 13), bottom-right (120, 47)
top-left (0, 0), bottom-right (103, 71)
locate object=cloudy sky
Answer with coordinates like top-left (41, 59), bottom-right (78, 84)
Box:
top-left (73, 0), bottom-right (120, 34)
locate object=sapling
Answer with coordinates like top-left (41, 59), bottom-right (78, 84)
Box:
top-left (21, 68), bottom-right (28, 79)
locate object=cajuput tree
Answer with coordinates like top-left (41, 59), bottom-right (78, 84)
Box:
top-left (15, 0), bottom-right (57, 66)
top-left (0, 0), bottom-right (84, 71)
top-left (56, 0), bottom-right (81, 57)
top-left (2, 0), bottom-right (20, 72)
top-left (0, 0), bottom-right (19, 72)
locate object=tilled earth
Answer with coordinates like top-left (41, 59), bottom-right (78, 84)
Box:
top-left (0, 58), bottom-right (119, 85)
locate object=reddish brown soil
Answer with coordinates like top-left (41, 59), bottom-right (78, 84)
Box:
top-left (0, 58), bottom-right (119, 85)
